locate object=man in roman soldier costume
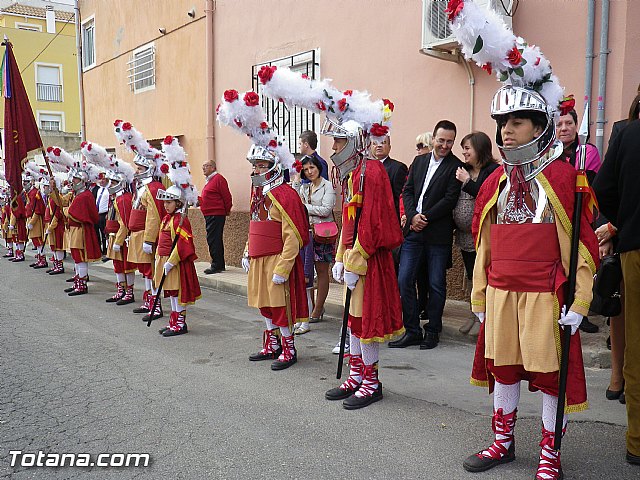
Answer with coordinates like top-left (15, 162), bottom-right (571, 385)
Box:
top-left (154, 135), bottom-right (201, 336)
top-left (446, 1), bottom-right (599, 478)
top-left (42, 172), bottom-right (68, 275)
top-left (22, 164), bottom-right (48, 269)
top-left (114, 120), bottom-right (167, 322)
top-left (259, 67), bottom-right (404, 408)
top-left (217, 89), bottom-right (309, 370)
top-left (0, 185), bottom-right (13, 257)
top-left (8, 184), bottom-right (27, 262)
top-left (82, 141), bottom-right (137, 305)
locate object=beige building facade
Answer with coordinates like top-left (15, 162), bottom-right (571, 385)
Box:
top-left (78, 0), bottom-right (640, 277)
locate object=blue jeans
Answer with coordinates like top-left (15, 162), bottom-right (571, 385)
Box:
top-left (398, 232), bottom-right (450, 336)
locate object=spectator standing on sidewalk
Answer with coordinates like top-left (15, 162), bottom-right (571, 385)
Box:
top-left (199, 160), bottom-right (232, 275)
top-left (453, 131), bottom-right (499, 337)
top-left (299, 130), bottom-right (329, 182)
top-left (92, 175), bottom-right (110, 258)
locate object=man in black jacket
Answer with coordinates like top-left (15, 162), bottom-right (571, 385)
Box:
top-left (372, 135), bottom-right (408, 220)
top-left (389, 120), bottom-right (462, 350)
top-left (592, 119), bottom-right (640, 466)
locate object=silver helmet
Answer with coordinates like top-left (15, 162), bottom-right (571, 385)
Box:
top-left (69, 167), bottom-right (88, 192)
top-left (21, 172), bottom-right (35, 192)
top-left (106, 169), bottom-right (127, 195)
top-left (320, 118), bottom-right (367, 181)
top-left (133, 153), bottom-right (158, 181)
top-left (156, 185), bottom-right (185, 210)
top-left (491, 85), bottom-right (558, 166)
top-left (247, 144), bottom-right (283, 188)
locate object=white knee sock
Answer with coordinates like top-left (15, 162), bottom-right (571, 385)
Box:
top-left (16, 242), bottom-right (24, 251)
top-left (116, 273), bottom-right (125, 283)
top-left (175, 302), bottom-right (185, 313)
top-left (350, 334), bottom-right (362, 356)
top-left (360, 342), bottom-right (379, 366)
top-left (55, 250), bottom-right (65, 260)
top-left (144, 277), bottom-right (152, 291)
top-left (126, 272), bottom-right (135, 286)
top-left (76, 262), bottom-right (88, 278)
top-left (280, 326), bottom-right (291, 337)
top-left (494, 381), bottom-right (521, 414)
top-left (264, 317), bottom-right (276, 331)
top-left (170, 296), bottom-right (178, 311)
top-left (541, 393), bottom-right (567, 432)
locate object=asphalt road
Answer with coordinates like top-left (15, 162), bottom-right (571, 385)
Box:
top-left (0, 256), bottom-right (635, 479)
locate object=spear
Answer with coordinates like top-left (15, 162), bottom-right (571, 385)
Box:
top-left (336, 160), bottom-right (366, 379)
top-left (554, 102), bottom-right (590, 450)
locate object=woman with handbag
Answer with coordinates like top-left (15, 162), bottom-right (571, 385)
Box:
top-left (293, 155), bottom-right (337, 335)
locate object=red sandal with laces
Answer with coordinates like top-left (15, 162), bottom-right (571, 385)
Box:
top-left (463, 408), bottom-right (517, 472)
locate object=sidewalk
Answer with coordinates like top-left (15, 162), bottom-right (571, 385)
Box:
top-left (51, 250), bottom-right (612, 369)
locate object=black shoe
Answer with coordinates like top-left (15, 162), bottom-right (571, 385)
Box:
top-left (33, 263), bottom-right (48, 269)
top-left (159, 326), bottom-right (169, 335)
top-left (29, 262), bottom-right (37, 267)
top-left (606, 385), bottom-right (624, 400)
top-left (388, 333), bottom-right (423, 348)
top-left (342, 383), bottom-right (383, 410)
top-left (162, 326), bottom-right (188, 337)
top-left (627, 451), bottom-right (640, 465)
top-left (133, 306), bottom-right (150, 314)
top-left (116, 296), bottom-right (135, 306)
top-left (463, 443), bottom-right (515, 472)
top-left (579, 317), bottom-right (599, 333)
top-left (204, 267), bottom-right (225, 274)
top-left (63, 286), bottom-right (76, 293)
top-left (326, 384), bottom-right (360, 401)
top-left (620, 392), bottom-right (626, 404)
top-left (106, 294), bottom-right (124, 303)
top-left (48, 269), bottom-right (65, 275)
top-left (142, 312), bottom-right (163, 322)
top-left (271, 353), bottom-right (297, 371)
top-left (420, 332), bottom-right (439, 350)
top-left (68, 289), bottom-right (88, 296)
top-left (66, 276), bottom-right (75, 283)
top-left (249, 347), bottom-right (282, 362)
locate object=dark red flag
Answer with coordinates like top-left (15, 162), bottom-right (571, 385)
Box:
top-left (2, 40), bottom-right (43, 196)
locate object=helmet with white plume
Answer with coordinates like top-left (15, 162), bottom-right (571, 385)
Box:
top-left (113, 119), bottom-right (165, 181)
top-left (155, 135), bottom-right (198, 210)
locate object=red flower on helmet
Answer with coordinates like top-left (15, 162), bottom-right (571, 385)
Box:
top-left (481, 63), bottom-right (493, 75)
top-left (268, 139), bottom-right (277, 148)
top-left (292, 159), bottom-right (303, 173)
top-left (260, 122), bottom-right (269, 130)
top-left (257, 65), bottom-right (277, 84)
top-left (559, 95), bottom-right (576, 116)
top-left (234, 119), bottom-right (243, 128)
top-left (506, 46), bottom-right (523, 66)
top-left (369, 123), bottom-right (389, 137)
top-left (53, 147), bottom-right (61, 157)
top-left (122, 122), bottom-right (132, 131)
top-left (383, 98), bottom-right (394, 111)
top-left (159, 163), bottom-right (169, 174)
top-left (130, 145), bottom-right (137, 151)
top-left (445, 0), bottom-right (464, 22)
top-left (224, 89), bottom-right (239, 102)
top-left (244, 91), bottom-right (260, 107)
top-left (181, 183), bottom-right (189, 189)
top-left (301, 73), bottom-right (309, 79)
top-left (87, 144), bottom-right (92, 151)
top-left (164, 135), bottom-right (174, 145)
top-left (80, 141), bottom-right (87, 148)
top-left (46, 146), bottom-right (53, 153)
top-left (343, 90), bottom-right (353, 96)
top-left (113, 119), bottom-right (122, 126)
top-left (338, 98), bottom-right (348, 112)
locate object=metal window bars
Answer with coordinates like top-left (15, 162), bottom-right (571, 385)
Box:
top-left (127, 45), bottom-right (155, 92)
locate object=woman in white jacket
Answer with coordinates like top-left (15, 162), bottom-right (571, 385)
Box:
top-left (293, 155), bottom-right (337, 334)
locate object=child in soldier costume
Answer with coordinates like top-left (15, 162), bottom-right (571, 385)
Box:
top-left (217, 88), bottom-right (309, 370)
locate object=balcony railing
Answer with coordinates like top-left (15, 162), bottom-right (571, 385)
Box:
top-left (36, 83), bottom-right (62, 102)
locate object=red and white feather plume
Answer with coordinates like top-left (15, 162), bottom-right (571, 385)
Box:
top-left (160, 135), bottom-right (198, 206)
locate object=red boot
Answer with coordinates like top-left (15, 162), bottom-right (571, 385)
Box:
top-left (11, 249), bottom-right (24, 262)
top-left (249, 329), bottom-right (282, 361)
top-left (133, 290), bottom-right (150, 314)
top-left (325, 354), bottom-right (364, 400)
top-left (116, 285), bottom-right (135, 305)
top-left (463, 408), bottom-right (517, 472)
top-left (342, 362), bottom-right (382, 409)
top-left (33, 253), bottom-right (48, 269)
top-left (271, 334), bottom-right (297, 370)
top-left (142, 294), bottom-right (163, 321)
top-left (68, 276), bottom-right (88, 296)
top-left (162, 311), bottom-right (188, 337)
top-left (48, 259), bottom-right (65, 275)
top-left (536, 427), bottom-right (564, 480)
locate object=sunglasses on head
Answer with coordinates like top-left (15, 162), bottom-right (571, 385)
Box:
top-left (416, 143), bottom-right (424, 150)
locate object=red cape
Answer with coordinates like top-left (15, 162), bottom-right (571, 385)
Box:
top-left (268, 183), bottom-right (310, 322)
top-left (147, 181), bottom-right (168, 221)
top-left (471, 160), bottom-right (599, 409)
top-left (347, 159), bottom-right (404, 342)
top-left (116, 192), bottom-right (133, 226)
top-left (162, 213), bottom-right (201, 306)
top-left (25, 188), bottom-right (45, 217)
top-left (68, 189), bottom-right (101, 262)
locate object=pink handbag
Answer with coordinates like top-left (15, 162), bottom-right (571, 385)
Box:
top-left (313, 221), bottom-right (338, 244)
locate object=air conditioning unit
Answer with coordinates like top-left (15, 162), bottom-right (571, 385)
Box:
top-left (421, 0), bottom-right (513, 55)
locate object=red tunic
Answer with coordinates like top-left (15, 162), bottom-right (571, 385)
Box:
top-left (45, 197), bottom-right (65, 249)
top-left (11, 193), bottom-right (27, 243)
top-left (158, 213), bottom-right (202, 305)
top-left (68, 189), bottom-right (101, 262)
top-left (470, 160), bottom-right (599, 410)
top-left (341, 159), bottom-right (404, 342)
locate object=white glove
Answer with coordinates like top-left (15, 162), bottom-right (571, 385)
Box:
top-left (241, 256), bottom-right (250, 273)
top-left (142, 242), bottom-right (153, 254)
top-left (332, 261), bottom-right (344, 283)
top-left (272, 273), bottom-right (286, 285)
top-left (27, 223), bottom-right (33, 230)
top-left (8, 225), bottom-right (14, 230)
top-left (558, 306), bottom-right (582, 335)
top-left (475, 312), bottom-right (485, 324)
top-left (163, 262), bottom-right (174, 275)
top-left (343, 270), bottom-right (359, 290)
top-left (112, 244), bottom-right (121, 253)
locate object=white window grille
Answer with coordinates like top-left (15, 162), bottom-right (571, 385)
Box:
top-left (39, 113), bottom-right (63, 131)
top-left (81, 17), bottom-right (96, 70)
top-left (253, 49), bottom-right (319, 155)
top-left (36, 64), bottom-right (63, 102)
top-left (127, 43), bottom-right (155, 93)
top-left (15, 22), bottom-right (42, 32)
